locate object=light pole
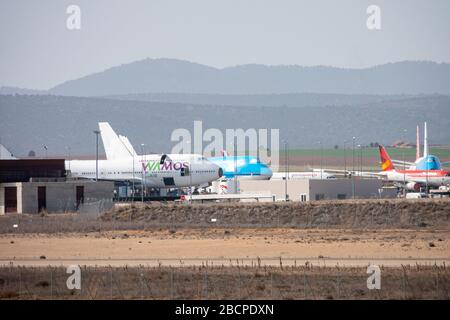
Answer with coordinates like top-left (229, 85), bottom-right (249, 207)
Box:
top-left (93, 130), bottom-right (100, 181)
top-left (287, 142), bottom-right (290, 179)
top-left (319, 141), bottom-right (323, 180)
top-left (66, 146), bottom-right (71, 171)
top-left (187, 141), bottom-right (192, 201)
top-left (284, 140), bottom-right (288, 201)
top-left (402, 129), bottom-right (407, 196)
top-left (234, 139), bottom-right (238, 194)
top-left (343, 140), bottom-right (347, 178)
top-left (141, 143), bottom-right (145, 203)
top-left (352, 137), bottom-right (356, 199)
top-left (43, 145), bottom-right (48, 158)
top-left (361, 145), bottom-right (364, 173)
top-left (132, 148), bottom-right (135, 202)
top-left (357, 145), bottom-right (362, 175)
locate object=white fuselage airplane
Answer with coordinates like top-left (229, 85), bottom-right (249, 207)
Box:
top-left (66, 122), bottom-right (222, 188)
top-left (370, 122), bottom-right (450, 190)
top-left (66, 154), bottom-right (222, 188)
top-left (321, 122), bottom-right (450, 190)
top-left (98, 122), bottom-right (273, 181)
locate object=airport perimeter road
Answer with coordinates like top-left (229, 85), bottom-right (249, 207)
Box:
top-left (1, 229), bottom-right (448, 267)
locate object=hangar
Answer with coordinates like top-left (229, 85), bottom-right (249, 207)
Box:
top-left (239, 178), bottom-right (397, 202)
top-left (0, 159), bottom-right (114, 215)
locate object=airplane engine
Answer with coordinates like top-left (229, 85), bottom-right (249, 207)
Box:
top-left (405, 182), bottom-right (420, 191)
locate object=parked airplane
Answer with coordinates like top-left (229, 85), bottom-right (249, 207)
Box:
top-left (321, 122), bottom-right (450, 191)
top-left (98, 122), bottom-right (272, 180)
top-left (322, 144), bottom-right (450, 191)
top-left (67, 123), bottom-right (223, 188)
top-left (376, 145), bottom-right (450, 191)
top-left (208, 153), bottom-right (272, 180)
top-left (67, 155), bottom-right (222, 188)
top-left (390, 122), bottom-right (449, 171)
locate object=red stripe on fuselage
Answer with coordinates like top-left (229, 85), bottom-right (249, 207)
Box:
top-left (391, 169), bottom-right (449, 177)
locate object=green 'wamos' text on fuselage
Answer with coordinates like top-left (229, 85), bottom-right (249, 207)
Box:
top-left (142, 161), bottom-right (189, 172)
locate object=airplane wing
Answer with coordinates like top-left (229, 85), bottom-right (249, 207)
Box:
top-left (391, 159), bottom-right (415, 166)
top-left (314, 168), bottom-right (386, 178)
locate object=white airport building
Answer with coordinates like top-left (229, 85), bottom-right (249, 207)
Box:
top-left (238, 178), bottom-right (397, 202)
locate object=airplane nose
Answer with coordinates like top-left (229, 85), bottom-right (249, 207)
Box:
top-left (207, 161), bottom-right (223, 178)
top-left (261, 166), bottom-right (273, 179)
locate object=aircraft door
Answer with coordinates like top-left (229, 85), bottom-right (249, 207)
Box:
top-left (163, 177), bottom-right (175, 186)
top-left (181, 167), bottom-right (190, 177)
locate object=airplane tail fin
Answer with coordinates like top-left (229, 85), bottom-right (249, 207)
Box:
top-left (98, 122), bottom-right (134, 159)
top-left (416, 125), bottom-right (420, 160)
top-left (0, 144), bottom-right (16, 159)
top-left (118, 135), bottom-right (137, 157)
top-left (423, 121), bottom-right (429, 157)
top-left (379, 145), bottom-right (394, 171)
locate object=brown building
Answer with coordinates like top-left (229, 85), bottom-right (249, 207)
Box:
top-left (0, 159), bottom-right (114, 214)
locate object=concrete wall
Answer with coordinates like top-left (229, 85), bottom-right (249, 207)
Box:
top-left (0, 184), bottom-right (4, 213)
top-left (0, 181), bottom-right (114, 214)
top-left (239, 179), bottom-right (309, 201)
top-left (239, 178), bottom-right (396, 202)
top-left (308, 179), bottom-right (392, 200)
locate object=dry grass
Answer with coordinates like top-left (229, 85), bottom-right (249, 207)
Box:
top-left (0, 199), bottom-right (448, 234)
top-left (104, 199), bottom-right (450, 229)
top-left (0, 264), bottom-right (448, 300)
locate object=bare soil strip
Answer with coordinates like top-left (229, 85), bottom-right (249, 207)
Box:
top-left (1, 229), bottom-right (448, 267)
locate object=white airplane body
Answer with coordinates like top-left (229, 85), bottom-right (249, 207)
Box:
top-left (66, 122), bottom-right (222, 188)
top-left (98, 122), bottom-right (272, 181)
top-left (67, 154), bottom-right (222, 188)
top-left (321, 122), bottom-right (450, 191)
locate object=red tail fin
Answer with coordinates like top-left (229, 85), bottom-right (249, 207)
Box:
top-left (379, 145), bottom-right (394, 171)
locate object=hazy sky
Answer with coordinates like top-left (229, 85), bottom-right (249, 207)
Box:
top-left (1, 0), bottom-right (449, 90)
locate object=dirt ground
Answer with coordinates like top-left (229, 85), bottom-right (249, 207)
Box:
top-left (1, 200), bottom-right (448, 268)
top-left (1, 228), bottom-right (448, 267)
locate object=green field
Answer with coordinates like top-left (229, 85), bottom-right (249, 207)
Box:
top-left (287, 147), bottom-right (450, 160)
top-left (276, 147), bottom-right (450, 171)
top-left (239, 147), bottom-right (450, 170)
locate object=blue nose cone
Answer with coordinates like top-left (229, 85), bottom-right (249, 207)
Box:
top-left (417, 156), bottom-right (441, 170)
top-left (260, 165), bottom-right (273, 178)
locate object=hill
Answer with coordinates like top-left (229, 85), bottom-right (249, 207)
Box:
top-left (47, 59), bottom-right (450, 96)
top-left (1, 94), bottom-right (449, 157)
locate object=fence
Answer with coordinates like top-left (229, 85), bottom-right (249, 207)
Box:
top-left (0, 264), bottom-right (448, 300)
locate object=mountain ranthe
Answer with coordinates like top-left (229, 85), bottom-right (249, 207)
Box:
top-left (1, 94), bottom-right (450, 157)
top-left (46, 59), bottom-right (450, 96)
